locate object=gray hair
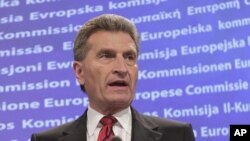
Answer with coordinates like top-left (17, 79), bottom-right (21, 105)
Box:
top-left (73, 14), bottom-right (140, 61)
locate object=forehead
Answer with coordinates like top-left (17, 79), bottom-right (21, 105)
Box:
top-left (87, 30), bottom-right (137, 53)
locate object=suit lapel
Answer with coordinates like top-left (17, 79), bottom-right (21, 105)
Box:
top-left (131, 107), bottom-right (162, 141)
top-left (58, 110), bottom-right (88, 141)
top-left (55, 107), bottom-right (163, 141)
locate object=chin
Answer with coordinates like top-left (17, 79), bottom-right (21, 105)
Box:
top-left (111, 101), bottom-right (130, 110)
top-left (111, 97), bottom-right (132, 106)
top-left (107, 91), bottom-right (133, 103)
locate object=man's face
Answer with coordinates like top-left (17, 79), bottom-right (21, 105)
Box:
top-left (74, 31), bottom-right (138, 113)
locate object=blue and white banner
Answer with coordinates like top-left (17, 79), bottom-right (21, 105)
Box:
top-left (1, 0), bottom-right (250, 141)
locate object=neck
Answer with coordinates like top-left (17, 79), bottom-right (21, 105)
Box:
top-left (89, 103), bottom-right (130, 115)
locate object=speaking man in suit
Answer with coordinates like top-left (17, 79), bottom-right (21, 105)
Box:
top-left (31, 14), bottom-right (196, 141)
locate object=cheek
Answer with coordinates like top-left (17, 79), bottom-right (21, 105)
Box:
top-left (130, 69), bottom-right (138, 83)
top-left (84, 67), bottom-right (99, 86)
top-left (133, 67), bottom-right (139, 77)
top-left (87, 68), bottom-right (107, 87)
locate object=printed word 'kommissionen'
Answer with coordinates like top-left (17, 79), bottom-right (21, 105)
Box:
top-left (139, 62), bottom-right (232, 80)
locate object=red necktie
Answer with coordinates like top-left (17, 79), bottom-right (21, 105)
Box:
top-left (98, 116), bottom-right (117, 141)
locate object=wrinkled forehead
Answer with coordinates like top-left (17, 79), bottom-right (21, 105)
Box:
top-left (86, 31), bottom-right (137, 53)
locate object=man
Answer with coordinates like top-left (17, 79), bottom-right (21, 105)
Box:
top-left (31, 14), bottom-right (196, 141)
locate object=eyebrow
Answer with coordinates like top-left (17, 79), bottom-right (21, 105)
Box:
top-left (96, 48), bottom-right (116, 55)
top-left (97, 48), bottom-right (137, 55)
top-left (123, 50), bottom-right (137, 57)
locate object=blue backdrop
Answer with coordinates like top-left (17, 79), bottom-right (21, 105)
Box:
top-left (1, 0), bottom-right (250, 141)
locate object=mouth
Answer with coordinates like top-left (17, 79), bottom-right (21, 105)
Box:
top-left (108, 80), bottom-right (129, 87)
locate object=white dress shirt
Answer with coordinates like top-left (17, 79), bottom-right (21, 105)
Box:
top-left (87, 105), bottom-right (132, 141)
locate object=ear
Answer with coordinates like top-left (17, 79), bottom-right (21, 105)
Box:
top-left (73, 61), bottom-right (85, 85)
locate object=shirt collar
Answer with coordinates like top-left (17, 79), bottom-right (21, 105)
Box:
top-left (87, 105), bottom-right (132, 136)
top-left (87, 105), bottom-right (104, 136)
top-left (113, 106), bottom-right (132, 134)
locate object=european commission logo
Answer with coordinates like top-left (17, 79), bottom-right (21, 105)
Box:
top-left (230, 125), bottom-right (250, 141)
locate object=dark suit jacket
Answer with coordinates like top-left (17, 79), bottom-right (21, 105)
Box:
top-left (31, 107), bottom-right (195, 141)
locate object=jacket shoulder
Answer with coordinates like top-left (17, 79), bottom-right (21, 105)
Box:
top-left (31, 121), bottom-right (74, 141)
top-left (142, 115), bottom-right (191, 129)
top-left (31, 112), bottom-right (87, 141)
top-left (140, 115), bottom-right (196, 141)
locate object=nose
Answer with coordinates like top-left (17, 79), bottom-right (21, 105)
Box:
top-left (112, 56), bottom-right (128, 77)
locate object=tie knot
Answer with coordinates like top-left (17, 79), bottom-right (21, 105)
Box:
top-left (100, 116), bottom-right (117, 126)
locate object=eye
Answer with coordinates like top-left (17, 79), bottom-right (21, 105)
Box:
top-left (101, 52), bottom-right (112, 58)
top-left (124, 53), bottom-right (137, 65)
top-left (125, 54), bottom-right (136, 60)
top-left (98, 51), bottom-right (115, 58)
